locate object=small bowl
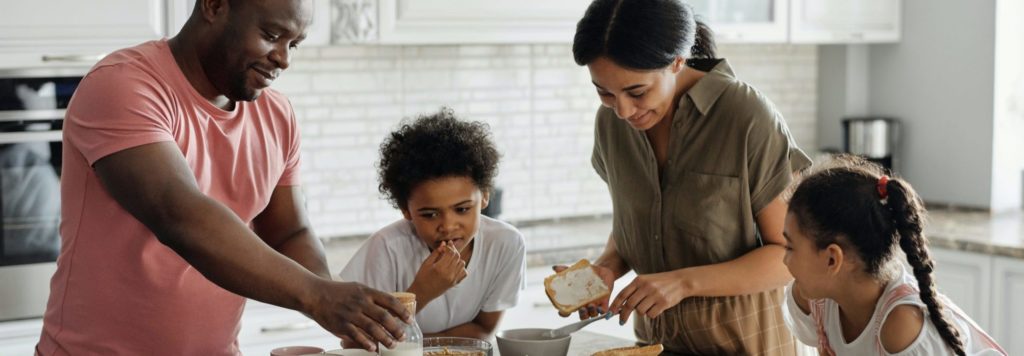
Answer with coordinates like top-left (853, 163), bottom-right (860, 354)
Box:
top-left (496, 328), bottom-right (571, 356)
top-left (270, 346), bottom-right (325, 356)
top-left (424, 337), bottom-right (493, 356)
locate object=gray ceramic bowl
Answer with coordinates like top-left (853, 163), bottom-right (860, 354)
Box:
top-left (495, 328), bottom-right (571, 356)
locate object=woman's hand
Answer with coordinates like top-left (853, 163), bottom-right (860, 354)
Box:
top-left (609, 269), bottom-right (692, 324)
top-left (551, 263), bottom-right (617, 320)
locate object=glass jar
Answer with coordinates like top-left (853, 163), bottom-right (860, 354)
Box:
top-left (379, 292), bottom-right (423, 356)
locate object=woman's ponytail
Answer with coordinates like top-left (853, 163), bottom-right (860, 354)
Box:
top-left (888, 180), bottom-right (966, 356)
top-left (690, 19), bottom-right (717, 59)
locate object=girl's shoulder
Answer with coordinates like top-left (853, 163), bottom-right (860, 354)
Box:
top-left (879, 304), bottom-right (926, 354)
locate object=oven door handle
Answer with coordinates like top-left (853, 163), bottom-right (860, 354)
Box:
top-left (0, 130), bottom-right (62, 144)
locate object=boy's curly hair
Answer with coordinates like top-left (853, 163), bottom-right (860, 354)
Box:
top-left (377, 107), bottom-right (500, 210)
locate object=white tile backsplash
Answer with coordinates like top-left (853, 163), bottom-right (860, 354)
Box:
top-left (278, 43), bottom-right (817, 238)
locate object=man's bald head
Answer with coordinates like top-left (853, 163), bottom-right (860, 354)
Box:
top-left (182, 0), bottom-right (313, 102)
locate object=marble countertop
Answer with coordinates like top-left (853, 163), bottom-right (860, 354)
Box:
top-left (924, 208), bottom-right (1024, 259)
top-left (322, 207), bottom-right (1024, 274)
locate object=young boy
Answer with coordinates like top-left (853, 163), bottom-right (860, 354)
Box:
top-left (340, 108), bottom-right (526, 339)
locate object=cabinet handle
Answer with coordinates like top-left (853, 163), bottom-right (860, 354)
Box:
top-left (41, 54), bottom-right (106, 63)
top-left (260, 320), bottom-right (316, 333)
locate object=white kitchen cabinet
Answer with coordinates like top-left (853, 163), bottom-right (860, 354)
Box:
top-left (930, 248), bottom-right (992, 331)
top-left (991, 256), bottom-right (1024, 355)
top-left (0, 318), bottom-right (43, 356)
top-left (790, 0), bottom-right (901, 43)
top-left (238, 300), bottom-right (339, 355)
top-left (688, 0), bottom-right (789, 43)
top-left (0, 0), bottom-right (164, 68)
top-left (377, 0), bottom-right (591, 44)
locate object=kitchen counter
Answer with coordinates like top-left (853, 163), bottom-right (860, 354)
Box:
top-left (322, 207), bottom-right (1024, 273)
top-left (924, 207), bottom-right (1024, 259)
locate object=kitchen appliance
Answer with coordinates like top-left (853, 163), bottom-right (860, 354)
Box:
top-left (0, 68), bottom-right (85, 321)
top-left (842, 117), bottom-right (900, 173)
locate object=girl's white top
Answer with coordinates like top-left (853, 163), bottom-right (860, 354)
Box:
top-left (783, 266), bottom-right (1006, 355)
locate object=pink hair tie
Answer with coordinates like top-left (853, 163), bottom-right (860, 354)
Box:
top-left (877, 175), bottom-right (890, 205)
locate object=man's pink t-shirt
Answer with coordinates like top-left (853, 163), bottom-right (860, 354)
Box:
top-left (37, 40), bottom-right (301, 355)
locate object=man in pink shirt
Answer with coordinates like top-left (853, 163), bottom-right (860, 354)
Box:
top-left (36, 0), bottom-right (410, 355)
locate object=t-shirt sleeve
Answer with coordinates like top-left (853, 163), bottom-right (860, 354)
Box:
top-left (481, 230), bottom-right (526, 312)
top-left (277, 99), bottom-right (302, 186)
top-left (338, 233), bottom-right (400, 292)
top-left (782, 281), bottom-right (820, 348)
top-left (746, 108), bottom-right (813, 214)
top-left (591, 110), bottom-right (609, 183)
top-left (64, 64), bottom-right (177, 166)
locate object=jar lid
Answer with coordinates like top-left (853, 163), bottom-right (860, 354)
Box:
top-left (390, 292), bottom-right (417, 313)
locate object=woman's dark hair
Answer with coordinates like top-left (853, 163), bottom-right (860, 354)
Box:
top-left (788, 155), bottom-right (965, 356)
top-left (377, 107), bottom-right (500, 211)
top-left (572, 0), bottom-right (717, 70)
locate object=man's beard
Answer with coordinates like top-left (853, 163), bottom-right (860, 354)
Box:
top-left (226, 69), bottom-right (260, 102)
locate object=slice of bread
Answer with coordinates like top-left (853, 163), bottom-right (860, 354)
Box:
top-left (591, 344), bottom-right (664, 356)
top-left (544, 259), bottom-right (611, 316)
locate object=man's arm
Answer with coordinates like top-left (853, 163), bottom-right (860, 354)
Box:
top-left (93, 142), bottom-right (409, 351)
top-left (252, 186), bottom-right (330, 280)
top-left (424, 310), bottom-right (503, 339)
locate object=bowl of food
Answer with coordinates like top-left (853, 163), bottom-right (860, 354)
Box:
top-left (495, 328), bottom-right (571, 356)
top-left (423, 337), bottom-right (493, 356)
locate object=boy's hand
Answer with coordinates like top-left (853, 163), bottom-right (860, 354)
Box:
top-left (408, 241), bottom-right (468, 307)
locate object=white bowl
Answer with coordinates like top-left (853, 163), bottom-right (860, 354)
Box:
top-left (495, 328), bottom-right (571, 356)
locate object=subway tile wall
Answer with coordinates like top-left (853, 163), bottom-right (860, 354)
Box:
top-left (273, 44), bottom-right (817, 238)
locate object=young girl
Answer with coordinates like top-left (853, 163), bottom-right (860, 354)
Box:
top-left (340, 108), bottom-right (526, 340)
top-left (782, 156), bottom-right (1005, 355)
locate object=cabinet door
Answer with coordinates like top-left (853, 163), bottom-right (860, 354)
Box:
top-left (0, 0), bottom-right (164, 69)
top-left (930, 248), bottom-right (992, 331)
top-left (992, 256), bottom-right (1024, 355)
top-left (378, 0), bottom-right (591, 44)
top-left (790, 0), bottom-right (901, 43)
top-left (238, 300), bottom-right (338, 355)
top-left (688, 0), bottom-right (789, 43)
top-left (0, 0), bottom-right (164, 49)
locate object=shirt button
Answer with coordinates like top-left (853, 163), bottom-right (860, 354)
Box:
top-left (654, 234), bottom-right (660, 240)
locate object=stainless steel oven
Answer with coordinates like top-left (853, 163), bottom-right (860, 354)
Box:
top-left (0, 68), bottom-right (84, 321)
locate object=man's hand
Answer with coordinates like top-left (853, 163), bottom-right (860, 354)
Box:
top-left (552, 264), bottom-right (616, 320)
top-left (307, 281), bottom-right (412, 352)
top-left (407, 241), bottom-right (468, 306)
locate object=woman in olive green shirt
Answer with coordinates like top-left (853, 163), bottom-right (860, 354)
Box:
top-left (564, 0), bottom-right (812, 354)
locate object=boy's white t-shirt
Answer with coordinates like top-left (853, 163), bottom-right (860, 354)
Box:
top-left (782, 266), bottom-right (1007, 356)
top-left (339, 215), bottom-right (527, 334)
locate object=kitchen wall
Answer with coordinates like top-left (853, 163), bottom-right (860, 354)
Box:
top-left (867, 0), bottom-right (996, 209)
top-left (819, 0), bottom-right (1024, 211)
top-left (274, 43), bottom-right (818, 238)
